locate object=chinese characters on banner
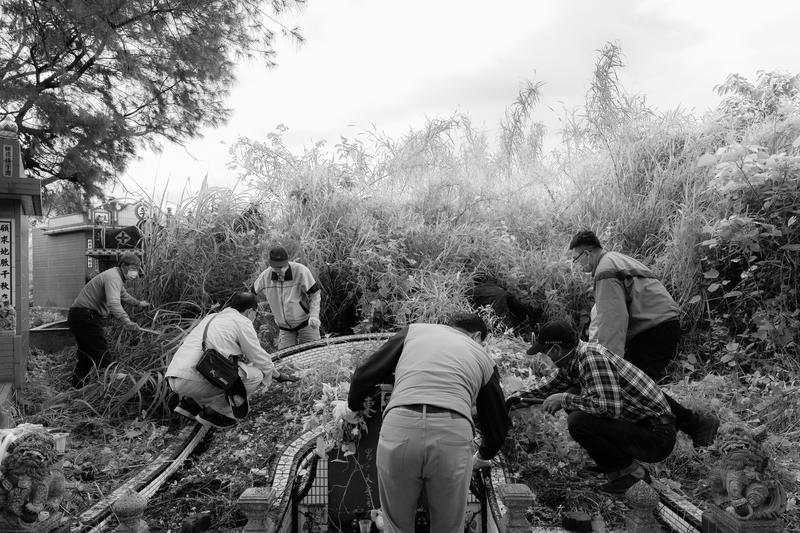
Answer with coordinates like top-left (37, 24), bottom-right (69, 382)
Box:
top-left (2, 145), bottom-right (11, 178)
top-left (0, 221), bottom-right (12, 305)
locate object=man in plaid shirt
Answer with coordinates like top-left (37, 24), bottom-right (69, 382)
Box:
top-left (509, 320), bottom-right (677, 494)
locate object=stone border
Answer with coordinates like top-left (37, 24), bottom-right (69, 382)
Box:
top-left (264, 334), bottom-right (711, 533)
top-left (74, 423), bottom-right (209, 532)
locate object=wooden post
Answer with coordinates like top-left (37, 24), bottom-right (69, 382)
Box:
top-left (238, 487), bottom-right (276, 532)
top-left (496, 483), bottom-right (533, 532)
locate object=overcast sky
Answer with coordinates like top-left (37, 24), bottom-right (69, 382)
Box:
top-left (115, 0), bottom-right (800, 204)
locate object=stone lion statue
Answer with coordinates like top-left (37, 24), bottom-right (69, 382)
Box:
top-left (707, 423), bottom-right (786, 520)
top-left (0, 429), bottom-right (66, 527)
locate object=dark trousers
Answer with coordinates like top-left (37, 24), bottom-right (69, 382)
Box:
top-left (625, 319), bottom-right (694, 432)
top-left (568, 411), bottom-right (676, 472)
top-left (67, 308), bottom-right (113, 388)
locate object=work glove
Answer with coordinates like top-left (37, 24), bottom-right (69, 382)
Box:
top-left (309, 316), bottom-right (321, 329)
top-left (332, 400), bottom-right (358, 424)
top-left (138, 300), bottom-right (151, 308)
top-left (472, 452), bottom-right (492, 469)
top-left (123, 321), bottom-right (140, 332)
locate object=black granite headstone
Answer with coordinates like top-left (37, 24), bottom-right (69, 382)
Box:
top-left (328, 383), bottom-right (392, 532)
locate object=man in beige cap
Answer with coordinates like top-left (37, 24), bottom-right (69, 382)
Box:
top-left (67, 252), bottom-right (150, 387)
top-left (253, 246), bottom-right (322, 349)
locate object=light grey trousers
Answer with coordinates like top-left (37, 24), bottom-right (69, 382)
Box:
top-left (277, 324), bottom-right (320, 349)
top-left (168, 364), bottom-right (263, 418)
top-left (377, 407), bottom-right (474, 533)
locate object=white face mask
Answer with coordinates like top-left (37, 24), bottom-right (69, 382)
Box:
top-left (125, 268), bottom-right (139, 280)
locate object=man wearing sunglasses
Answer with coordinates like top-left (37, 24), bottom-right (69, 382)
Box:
top-left (511, 320), bottom-right (677, 494)
top-left (569, 229), bottom-right (719, 447)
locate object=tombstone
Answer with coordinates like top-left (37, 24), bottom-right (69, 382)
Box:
top-left (0, 119), bottom-right (42, 394)
top-left (327, 384), bottom-right (394, 532)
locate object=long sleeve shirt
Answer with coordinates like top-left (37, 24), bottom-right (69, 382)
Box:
top-left (166, 308), bottom-right (278, 387)
top-left (590, 251), bottom-right (680, 357)
top-left (71, 267), bottom-right (140, 325)
top-left (253, 262), bottom-right (321, 330)
top-left (520, 341), bottom-right (670, 423)
top-left (348, 324), bottom-right (510, 460)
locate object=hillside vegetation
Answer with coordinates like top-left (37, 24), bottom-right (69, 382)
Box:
top-left (126, 45), bottom-right (799, 382)
top-left (18, 43), bottom-right (800, 531)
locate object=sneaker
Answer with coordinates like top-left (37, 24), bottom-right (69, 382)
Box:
top-left (689, 413), bottom-right (720, 447)
top-left (196, 407), bottom-right (236, 429)
top-left (174, 397), bottom-right (201, 419)
top-left (598, 469), bottom-right (652, 495)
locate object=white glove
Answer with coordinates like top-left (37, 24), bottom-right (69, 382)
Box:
top-left (309, 316), bottom-right (321, 329)
top-left (472, 451), bottom-right (492, 469)
top-left (332, 400), bottom-right (358, 424)
top-left (138, 300), bottom-right (151, 308)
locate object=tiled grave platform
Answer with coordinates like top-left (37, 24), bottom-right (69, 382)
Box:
top-left (262, 334), bottom-right (721, 533)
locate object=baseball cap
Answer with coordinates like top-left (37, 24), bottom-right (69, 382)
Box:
top-left (268, 246), bottom-right (289, 268)
top-left (527, 320), bottom-right (576, 355)
top-left (226, 379), bottom-right (250, 419)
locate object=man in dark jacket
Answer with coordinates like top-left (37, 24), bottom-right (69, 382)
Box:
top-left (67, 252), bottom-right (150, 388)
top-left (337, 313), bottom-right (510, 533)
top-left (570, 229), bottom-right (719, 446)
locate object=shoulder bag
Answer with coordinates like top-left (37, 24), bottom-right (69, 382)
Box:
top-left (196, 314), bottom-right (241, 390)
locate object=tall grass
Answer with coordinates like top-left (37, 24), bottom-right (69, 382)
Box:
top-left (44, 49), bottom-right (799, 418)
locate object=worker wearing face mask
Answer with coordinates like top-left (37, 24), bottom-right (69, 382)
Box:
top-left (67, 252), bottom-right (150, 388)
top-left (252, 246), bottom-right (322, 349)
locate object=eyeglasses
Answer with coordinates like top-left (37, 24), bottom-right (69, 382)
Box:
top-left (546, 344), bottom-right (574, 366)
top-left (572, 250), bottom-right (588, 264)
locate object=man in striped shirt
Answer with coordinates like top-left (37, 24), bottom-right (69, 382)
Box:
top-left (511, 320), bottom-right (677, 494)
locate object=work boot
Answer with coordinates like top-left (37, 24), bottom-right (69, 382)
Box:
top-left (598, 468), bottom-right (651, 495)
top-left (688, 413), bottom-right (720, 447)
top-left (174, 397), bottom-right (201, 419)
